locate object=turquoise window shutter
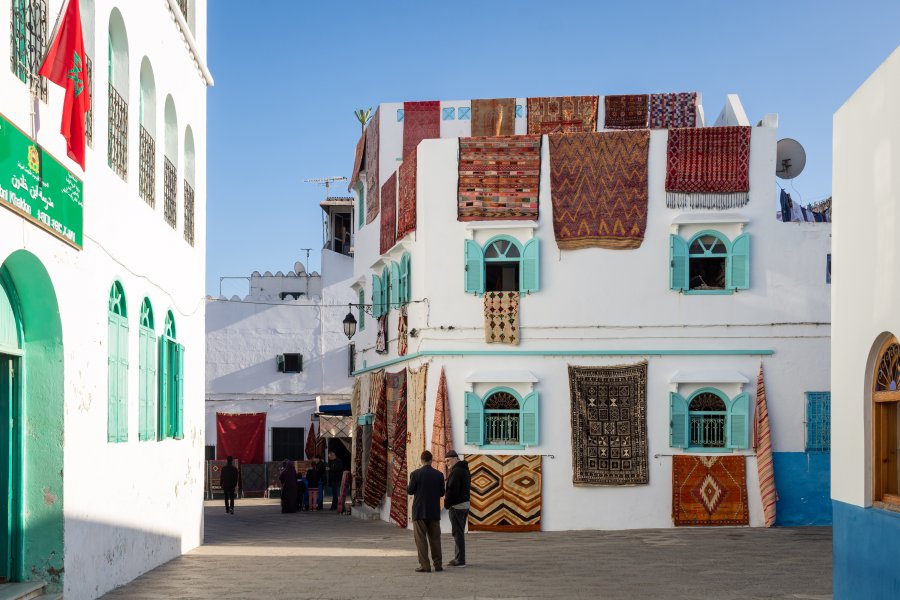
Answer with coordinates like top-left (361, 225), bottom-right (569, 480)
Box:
top-left (727, 392), bottom-right (750, 449)
top-left (174, 343), bottom-right (185, 439)
top-left (521, 238), bottom-right (540, 293)
top-left (117, 318), bottom-right (129, 442)
top-left (358, 288), bottom-right (366, 330)
top-left (669, 392), bottom-right (688, 448)
top-left (521, 391), bottom-right (540, 446)
top-left (390, 262), bottom-right (400, 310)
top-left (805, 392), bottom-right (831, 451)
top-left (670, 235), bottom-right (689, 291)
top-left (729, 232), bottom-right (751, 290)
top-left (464, 239), bottom-right (484, 295)
top-left (464, 391), bottom-right (484, 445)
top-left (400, 252), bottom-right (411, 304)
top-left (372, 275), bottom-right (382, 318)
top-left (158, 336), bottom-right (169, 439)
top-left (381, 267), bottom-right (390, 314)
top-left (138, 328), bottom-right (148, 440)
top-left (107, 314), bottom-right (118, 442)
top-left (139, 327), bottom-right (157, 441)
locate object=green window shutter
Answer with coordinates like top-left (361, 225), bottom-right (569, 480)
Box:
top-left (729, 232), bottom-right (751, 290)
top-left (117, 318), bottom-right (129, 442)
top-left (139, 328), bottom-right (157, 441)
top-left (520, 238), bottom-right (540, 294)
top-left (381, 267), bottom-right (390, 314)
top-left (138, 328), bottom-right (148, 440)
top-left (358, 288), bottom-right (366, 331)
top-left (669, 392), bottom-right (688, 448)
top-left (158, 336), bottom-right (169, 439)
top-left (372, 275), bottom-right (382, 318)
top-left (400, 253), bottom-right (410, 304)
top-left (390, 261), bottom-right (400, 310)
top-left (464, 391), bottom-right (484, 446)
top-left (464, 239), bottom-right (484, 295)
top-left (670, 235), bottom-right (689, 291)
top-left (107, 315), bottom-right (118, 442)
top-left (520, 391), bottom-right (540, 446)
top-left (727, 392), bottom-right (750, 449)
top-left (147, 332), bottom-right (157, 440)
top-left (174, 343), bottom-right (185, 439)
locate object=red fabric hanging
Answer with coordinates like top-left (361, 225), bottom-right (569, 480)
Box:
top-left (305, 416), bottom-right (318, 460)
top-left (216, 412), bottom-right (266, 464)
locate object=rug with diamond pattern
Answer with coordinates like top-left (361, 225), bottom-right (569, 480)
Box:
top-left (672, 455), bottom-right (749, 526)
top-left (483, 291), bottom-right (519, 345)
top-left (468, 454), bottom-right (541, 532)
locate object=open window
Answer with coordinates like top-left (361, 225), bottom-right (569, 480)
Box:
top-left (670, 387), bottom-right (749, 450)
top-left (464, 236), bottom-right (539, 296)
top-left (670, 230), bottom-right (749, 294)
top-left (465, 387), bottom-right (539, 448)
top-left (873, 336), bottom-right (900, 507)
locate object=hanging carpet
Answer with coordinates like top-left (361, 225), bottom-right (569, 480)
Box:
top-left (431, 367), bottom-right (454, 478)
top-left (319, 415), bottom-right (354, 439)
top-left (649, 92), bottom-right (697, 129)
top-left (468, 454), bottom-right (542, 532)
top-left (672, 455), bottom-right (750, 526)
top-left (457, 135), bottom-right (541, 221)
top-left (363, 370), bottom-right (388, 508)
top-left (483, 291), bottom-right (520, 345)
top-left (305, 416), bottom-right (318, 460)
top-left (527, 96), bottom-right (598, 134)
top-left (665, 126), bottom-right (751, 209)
top-left (207, 460), bottom-right (238, 495)
top-left (549, 130), bottom-right (650, 250)
top-left (365, 107), bottom-right (381, 224)
top-left (402, 101), bottom-right (440, 159)
top-left (376, 314), bottom-right (388, 354)
top-left (388, 370), bottom-right (409, 528)
top-left (604, 94), bottom-right (649, 129)
top-left (348, 130), bottom-right (366, 191)
top-left (240, 463), bottom-right (267, 497)
top-left (568, 362), bottom-right (649, 485)
top-left (471, 98), bottom-right (516, 136)
top-left (755, 364), bottom-right (777, 527)
top-left (406, 365), bottom-right (428, 523)
top-left (380, 172), bottom-right (397, 254)
top-left (216, 412), bottom-right (266, 464)
top-left (397, 150), bottom-right (417, 239)
top-left (385, 371), bottom-right (406, 486)
top-left (398, 306), bottom-right (408, 356)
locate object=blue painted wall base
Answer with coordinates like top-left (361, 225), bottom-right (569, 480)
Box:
top-left (773, 452), bottom-right (831, 526)
top-left (833, 500), bottom-right (900, 599)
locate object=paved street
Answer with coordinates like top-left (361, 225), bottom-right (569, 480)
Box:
top-left (102, 499), bottom-right (832, 600)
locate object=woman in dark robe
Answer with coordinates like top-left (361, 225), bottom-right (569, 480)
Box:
top-left (279, 459), bottom-right (299, 513)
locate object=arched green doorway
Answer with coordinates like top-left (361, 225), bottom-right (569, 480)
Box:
top-left (0, 251), bottom-right (64, 588)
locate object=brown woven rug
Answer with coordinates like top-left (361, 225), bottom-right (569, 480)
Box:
top-left (458, 135), bottom-right (541, 221)
top-left (527, 96), bottom-right (598, 134)
top-left (549, 130), bottom-right (650, 250)
top-left (471, 98), bottom-right (516, 136)
top-left (380, 172), bottom-right (397, 254)
top-left (672, 455), bottom-right (750, 526)
top-left (365, 107), bottom-right (380, 223)
top-left (483, 291), bottom-right (520, 345)
top-left (468, 455), bottom-right (542, 532)
top-left (665, 126), bottom-right (751, 209)
top-left (568, 362), bottom-right (649, 485)
top-left (604, 94), bottom-right (649, 129)
top-left (397, 150), bottom-right (417, 239)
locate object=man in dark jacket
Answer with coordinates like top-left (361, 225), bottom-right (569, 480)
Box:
top-left (407, 450), bottom-right (445, 572)
top-left (220, 456), bottom-right (239, 514)
top-left (327, 451), bottom-right (345, 511)
top-left (443, 450), bottom-right (471, 567)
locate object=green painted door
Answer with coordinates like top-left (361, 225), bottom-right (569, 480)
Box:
top-left (0, 355), bottom-right (20, 582)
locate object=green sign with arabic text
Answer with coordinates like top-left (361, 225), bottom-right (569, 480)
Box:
top-left (0, 112), bottom-right (83, 249)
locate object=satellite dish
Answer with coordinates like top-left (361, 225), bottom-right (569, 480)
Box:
top-left (776, 138), bottom-right (806, 179)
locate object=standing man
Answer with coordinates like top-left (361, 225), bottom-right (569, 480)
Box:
top-left (407, 450), bottom-right (445, 573)
top-left (444, 450), bottom-right (471, 567)
top-left (327, 450), bottom-right (345, 511)
top-left (220, 456), bottom-right (238, 515)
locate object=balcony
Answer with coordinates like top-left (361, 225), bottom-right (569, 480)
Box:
top-left (184, 181), bottom-right (194, 246)
top-left (107, 83), bottom-right (128, 180)
top-left (139, 126), bottom-right (156, 207)
top-left (164, 158), bottom-right (177, 229)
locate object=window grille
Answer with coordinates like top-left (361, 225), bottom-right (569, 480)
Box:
top-left (107, 83), bottom-right (128, 180)
top-left (85, 55), bottom-right (93, 147)
top-left (484, 391), bottom-right (520, 445)
top-left (139, 126), bottom-right (156, 207)
top-left (183, 181), bottom-right (194, 246)
top-left (164, 157), bottom-right (177, 228)
top-left (177, 0), bottom-right (188, 19)
top-left (805, 392), bottom-right (831, 451)
top-left (688, 391), bottom-right (727, 448)
top-left (10, 0), bottom-right (48, 101)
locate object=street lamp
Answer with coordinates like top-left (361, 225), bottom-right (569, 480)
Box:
top-left (343, 306), bottom-right (357, 340)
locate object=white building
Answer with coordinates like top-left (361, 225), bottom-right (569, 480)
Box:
top-left (348, 94), bottom-right (832, 532)
top-left (832, 45), bottom-right (900, 598)
top-left (0, 0), bottom-right (209, 597)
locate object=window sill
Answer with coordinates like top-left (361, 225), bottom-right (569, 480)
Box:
top-left (475, 444), bottom-right (526, 451)
top-left (873, 500), bottom-right (900, 514)
top-left (685, 447), bottom-right (734, 453)
top-left (683, 289), bottom-right (735, 296)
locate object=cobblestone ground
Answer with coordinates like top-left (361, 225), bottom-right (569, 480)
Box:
top-left (101, 499), bottom-right (832, 600)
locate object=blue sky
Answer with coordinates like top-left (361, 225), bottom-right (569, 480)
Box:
top-left (206, 1), bottom-right (900, 296)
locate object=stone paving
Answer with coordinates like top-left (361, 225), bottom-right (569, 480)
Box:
top-left (101, 499), bottom-right (832, 600)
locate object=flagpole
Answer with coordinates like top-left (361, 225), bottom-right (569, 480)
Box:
top-left (31, 0), bottom-right (70, 138)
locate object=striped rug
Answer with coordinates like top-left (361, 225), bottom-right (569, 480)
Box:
top-left (457, 135), bottom-right (541, 221)
top-left (406, 365), bottom-right (428, 523)
top-left (431, 368), bottom-right (454, 478)
top-left (755, 364), bottom-right (777, 527)
top-left (468, 455), bottom-right (542, 532)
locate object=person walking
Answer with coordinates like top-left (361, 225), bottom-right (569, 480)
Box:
top-left (407, 450), bottom-right (445, 573)
top-left (328, 450), bottom-right (345, 511)
top-left (279, 459), bottom-right (299, 514)
top-left (306, 459), bottom-right (321, 511)
top-left (220, 456), bottom-right (238, 515)
top-left (444, 450), bottom-right (471, 567)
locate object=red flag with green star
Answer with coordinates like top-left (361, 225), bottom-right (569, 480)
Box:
top-left (39, 0), bottom-right (90, 170)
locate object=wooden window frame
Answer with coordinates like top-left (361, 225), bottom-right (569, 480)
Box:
top-left (873, 336), bottom-right (900, 508)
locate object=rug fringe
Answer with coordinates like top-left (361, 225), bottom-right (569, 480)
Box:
top-left (666, 192), bottom-right (749, 210)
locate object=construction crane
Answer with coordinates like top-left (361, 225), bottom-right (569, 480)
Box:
top-left (304, 176), bottom-right (348, 199)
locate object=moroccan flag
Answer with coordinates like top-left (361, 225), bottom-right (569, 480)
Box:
top-left (38, 0), bottom-right (90, 170)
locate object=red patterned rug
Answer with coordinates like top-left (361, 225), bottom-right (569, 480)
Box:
top-left (403, 101), bottom-right (440, 159)
top-left (527, 96), bottom-right (598, 134)
top-left (349, 130), bottom-right (366, 191)
top-left (380, 172), bottom-right (397, 254)
top-left (365, 107), bottom-right (380, 224)
top-left (388, 370), bottom-right (408, 528)
top-left (650, 92), bottom-right (697, 129)
top-left (604, 94), bottom-right (649, 129)
top-left (397, 150), bottom-right (417, 239)
top-left (549, 130), bottom-right (650, 249)
top-left (458, 135), bottom-right (541, 221)
top-left (471, 98), bottom-right (516, 136)
top-left (665, 126), bottom-right (751, 209)
top-left (363, 370), bottom-right (388, 508)
top-left (672, 455), bottom-right (750, 526)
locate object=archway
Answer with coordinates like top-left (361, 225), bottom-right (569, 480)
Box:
top-left (0, 251), bottom-right (64, 588)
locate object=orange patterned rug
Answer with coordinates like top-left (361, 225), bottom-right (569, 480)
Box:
top-left (672, 455), bottom-right (749, 526)
top-left (527, 96), bottom-right (598, 134)
top-left (468, 454), bottom-right (542, 532)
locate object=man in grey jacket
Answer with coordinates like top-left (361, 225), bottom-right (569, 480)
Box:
top-left (443, 450), bottom-right (471, 567)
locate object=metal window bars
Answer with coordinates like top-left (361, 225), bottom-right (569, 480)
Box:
top-left (183, 180), bottom-right (194, 246)
top-left (689, 414), bottom-right (726, 448)
top-left (177, 0), bottom-right (188, 19)
top-left (163, 157), bottom-right (177, 229)
top-left (805, 392), bottom-right (831, 451)
top-left (10, 0), bottom-right (48, 102)
top-left (85, 54), bottom-right (93, 147)
top-left (138, 126), bottom-right (156, 207)
top-left (485, 413), bottom-right (520, 445)
top-left (107, 83), bottom-right (128, 180)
